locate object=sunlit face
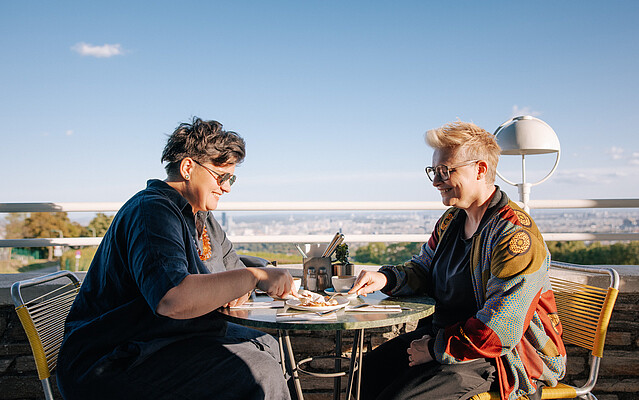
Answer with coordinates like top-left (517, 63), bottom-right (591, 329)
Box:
top-left (184, 161), bottom-right (236, 212)
top-left (431, 148), bottom-right (482, 209)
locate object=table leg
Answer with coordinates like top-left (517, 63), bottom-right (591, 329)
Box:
top-left (282, 330), bottom-right (305, 400)
top-left (345, 329), bottom-right (363, 400)
top-left (355, 329), bottom-right (364, 400)
top-left (334, 330), bottom-right (342, 400)
top-left (278, 331), bottom-right (286, 376)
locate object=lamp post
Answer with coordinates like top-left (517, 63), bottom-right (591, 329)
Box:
top-left (493, 116), bottom-right (560, 213)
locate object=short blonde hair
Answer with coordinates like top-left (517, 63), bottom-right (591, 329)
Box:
top-left (425, 121), bottom-right (501, 183)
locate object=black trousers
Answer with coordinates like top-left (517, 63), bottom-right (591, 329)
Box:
top-left (58, 323), bottom-right (292, 400)
top-left (361, 325), bottom-right (498, 400)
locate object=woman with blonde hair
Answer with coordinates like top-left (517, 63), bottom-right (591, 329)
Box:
top-left (351, 121), bottom-right (566, 400)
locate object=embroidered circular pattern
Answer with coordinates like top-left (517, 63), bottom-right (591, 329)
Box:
top-left (440, 213), bottom-right (454, 232)
top-left (514, 210), bottom-right (532, 227)
top-left (508, 231), bottom-right (531, 256)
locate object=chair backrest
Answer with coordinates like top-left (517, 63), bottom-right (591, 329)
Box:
top-left (11, 270), bottom-right (81, 400)
top-left (547, 261), bottom-right (619, 398)
top-left (549, 261), bottom-right (619, 358)
top-left (469, 262), bottom-right (620, 400)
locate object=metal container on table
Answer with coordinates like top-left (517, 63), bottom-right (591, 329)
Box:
top-left (332, 262), bottom-right (354, 277)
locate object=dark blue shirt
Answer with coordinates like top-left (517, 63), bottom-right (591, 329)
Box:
top-left (58, 180), bottom-right (227, 375)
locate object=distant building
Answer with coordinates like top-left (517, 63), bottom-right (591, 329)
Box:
top-left (221, 212), bottom-right (226, 227)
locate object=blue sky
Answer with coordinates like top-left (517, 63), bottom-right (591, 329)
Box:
top-left (1, 1), bottom-right (638, 206)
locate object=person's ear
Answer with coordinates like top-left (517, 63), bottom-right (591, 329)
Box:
top-left (180, 158), bottom-right (195, 181)
top-left (477, 160), bottom-right (488, 181)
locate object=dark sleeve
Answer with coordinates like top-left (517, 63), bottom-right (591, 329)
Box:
top-left (379, 269), bottom-right (397, 292)
top-left (125, 195), bottom-right (191, 312)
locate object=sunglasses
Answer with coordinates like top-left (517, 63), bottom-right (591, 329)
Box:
top-left (193, 160), bottom-right (237, 186)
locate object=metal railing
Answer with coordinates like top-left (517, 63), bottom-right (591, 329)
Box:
top-left (1, 199), bottom-right (639, 248)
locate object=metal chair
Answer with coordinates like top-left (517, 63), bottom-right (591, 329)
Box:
top-left (470, 261), bottom-right (619, 400)
top-left (11, 270), bottom-right (81, 400)
top-left (239, 254), bottom-right (274, 267)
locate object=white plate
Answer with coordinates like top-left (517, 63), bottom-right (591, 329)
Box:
top-left (324, 288), bottom-right (358, 300)
top-left (286, 296), bottom-right (350, 312)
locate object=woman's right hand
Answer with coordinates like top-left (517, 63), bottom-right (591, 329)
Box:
top-left (349, 271), bottom-right (388, 296)
top-left (250, 267), bottom-right (296, 299)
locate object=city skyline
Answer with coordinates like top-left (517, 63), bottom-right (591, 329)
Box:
top-left (1, 1), bottom-right (638, 206)
top-left (218, 208), bottom-right (639, 238)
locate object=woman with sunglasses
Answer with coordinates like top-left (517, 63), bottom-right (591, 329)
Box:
top-left (350, 121), bottom-right (566, 400)
top-left (57, 117), bottom-right (296, 400)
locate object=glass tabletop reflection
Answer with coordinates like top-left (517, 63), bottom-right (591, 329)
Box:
top-left (217, 291), bottom-right (435, 331)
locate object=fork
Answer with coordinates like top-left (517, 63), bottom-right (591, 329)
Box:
top-left (314, 308), bottom-right (339, 316)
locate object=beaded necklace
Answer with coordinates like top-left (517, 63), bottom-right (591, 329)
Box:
top-left (197, 225), bottom-right (212, 261)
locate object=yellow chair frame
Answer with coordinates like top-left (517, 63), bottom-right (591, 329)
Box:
top-left (470, 262), bottom-right (619, 400)
top-left (11, 271), bottom-right (81, 400)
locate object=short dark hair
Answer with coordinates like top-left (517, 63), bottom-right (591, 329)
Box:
top-left (161, 117), bottom-right (246, 176)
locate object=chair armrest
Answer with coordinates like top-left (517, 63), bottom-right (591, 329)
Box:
top-left (239, 255), bottom-right (274, 268)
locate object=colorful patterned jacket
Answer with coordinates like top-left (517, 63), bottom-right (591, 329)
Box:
top-left (380, 190), bottom-right (566, 400)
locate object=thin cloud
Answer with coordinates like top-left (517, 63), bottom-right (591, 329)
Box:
top-left (71, 42), bottom-right (124, 58)
top-left (606, 146), bottom-right (624, 160)
top-left (510, 105), bottom-right (541, 118)
top-left (552, 166), bottom-right (634, 185)
top-left (65, 130), bottom-right (74, 136)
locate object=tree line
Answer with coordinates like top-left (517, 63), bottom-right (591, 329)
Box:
top-left (4, 212), bottom-right (639, 266)
top-left (4, 212), bottom-right (114, 260)
top-left (546, 241), bottom-right (639, 265)
top-left (353, 241), bottom-right (639, 266)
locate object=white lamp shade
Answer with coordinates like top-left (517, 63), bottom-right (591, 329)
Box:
top-left (494, 116), bottom-right (560, 155)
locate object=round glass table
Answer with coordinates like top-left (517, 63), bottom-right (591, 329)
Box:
top-left (218, 292), bottom-right (435, 400)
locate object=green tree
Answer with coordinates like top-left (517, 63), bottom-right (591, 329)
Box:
top-left (547, 241), bottom-right (639, 265)
top-left (5, 212), bottom-right (83, 260)
top-left (88, 213), bottom-right (114, 236)
top-left (4, 213), bottom-right (28, 239)
top-left (385, 242), bottom-right (422, 265)
top-left (354, 242), bottom-right (388, 264)
top-left (353, 242), bottom-right (422, 265)
top-left (23, 212), bottom-right (83, 238)
top-left (356, 240), bottom-right (639, 266)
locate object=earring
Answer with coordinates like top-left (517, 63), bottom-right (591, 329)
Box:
top-left (184, 174), bottom-right (190, 180)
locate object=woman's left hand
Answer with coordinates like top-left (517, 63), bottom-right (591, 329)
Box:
top-left (223, 292), bottom-right (250, 308)
top-left (407, 335), bottom-right (433, 366)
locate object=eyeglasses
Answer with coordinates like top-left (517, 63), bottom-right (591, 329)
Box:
top-left (194, 160), bottom-right (237, 186)
top-left (425, 160), bottom-right (479, 182)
